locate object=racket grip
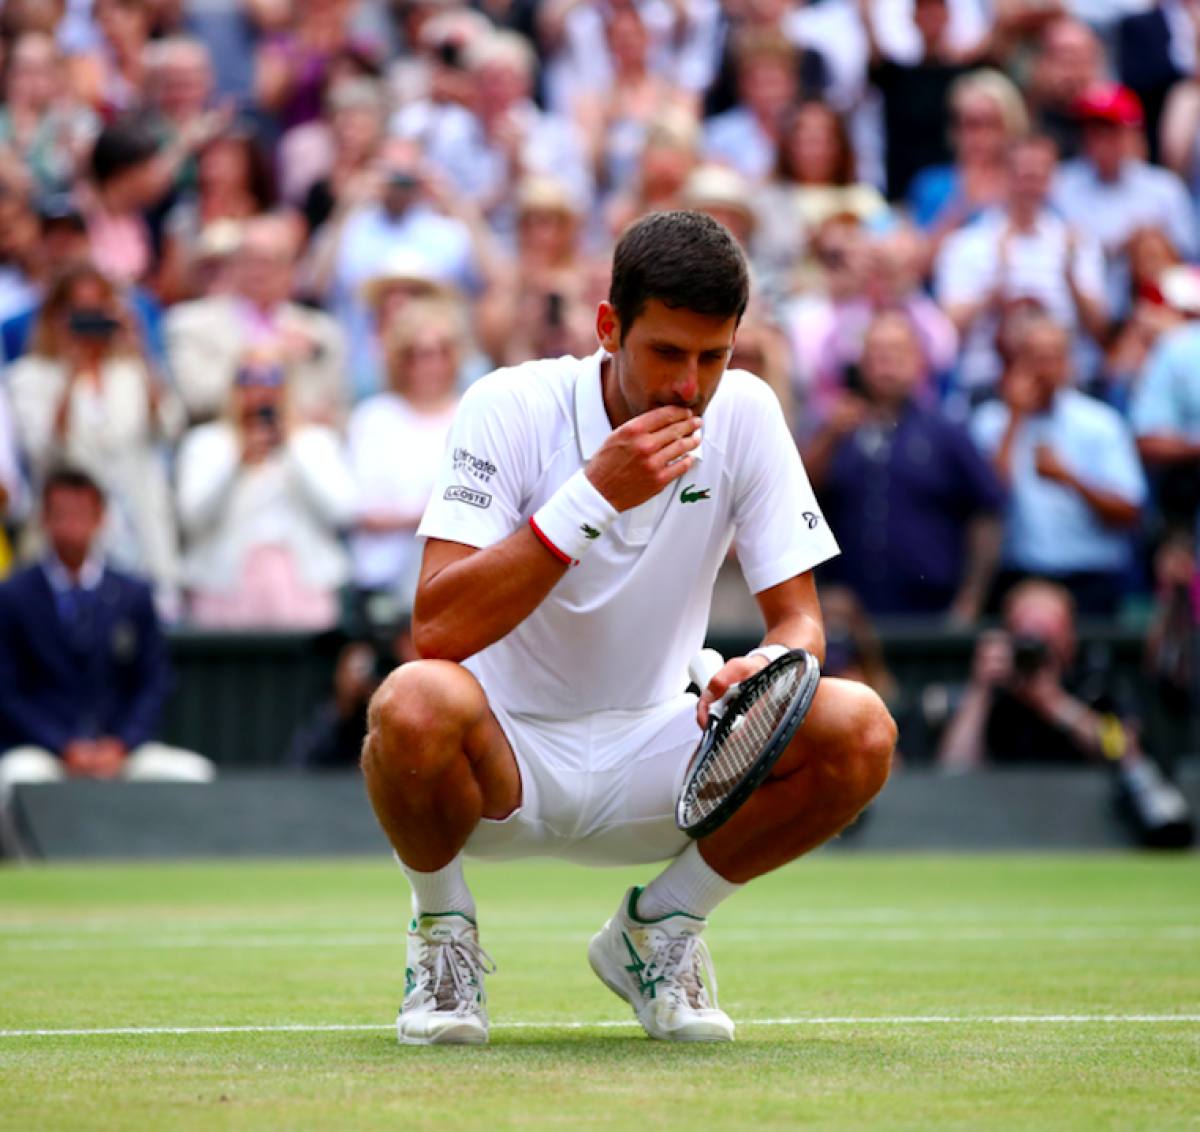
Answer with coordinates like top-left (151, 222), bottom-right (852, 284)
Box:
top-left (688, 648), bottom-right (725, 693)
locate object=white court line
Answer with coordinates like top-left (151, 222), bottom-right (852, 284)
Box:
top-left (3, 1016), bottom-right (1200, 1038)
top-left (6, 926), bottom-right (1200, 951)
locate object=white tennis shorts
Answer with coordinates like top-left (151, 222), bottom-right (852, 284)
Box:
top-left (463, 692), bottom-right (700, 867)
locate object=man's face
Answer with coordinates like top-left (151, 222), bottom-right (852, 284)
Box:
top-left (597, 298), bottom-right (739, 423)
top-left (44, 486), bottom-right (104, 567)
top-left (1020, 323), bottom-right (1070, 397)
top-left (860, 317), bottom-right (921, 402)
top-left (237, 229), bottom-right (293, 307)
top-left (1083, 119), bottom-right (1124, 178)
top-left (1006, 593), bottom-right (1074, 669)
top-left (1008, 143), bottom-right (1055, 209)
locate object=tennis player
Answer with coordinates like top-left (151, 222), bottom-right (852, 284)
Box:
top-left (362, 211), bottom-right (896, 1045)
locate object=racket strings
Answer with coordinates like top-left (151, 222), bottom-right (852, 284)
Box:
top-left (688, 667), bottom-right (803, 818)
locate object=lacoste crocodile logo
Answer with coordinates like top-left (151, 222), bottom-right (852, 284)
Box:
top-left (581, 524), bottom-right (600, 539)
top-left (680, 484), bottom-right (711, 504)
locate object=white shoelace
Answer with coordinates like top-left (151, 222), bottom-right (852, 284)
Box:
top-left (652, 934), bottom-right (720, 1011)
top-left (420, 933), bottom-right (497, 1015)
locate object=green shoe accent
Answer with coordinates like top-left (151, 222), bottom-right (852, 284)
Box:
top-left (625, 886), bottom-right (706, 925)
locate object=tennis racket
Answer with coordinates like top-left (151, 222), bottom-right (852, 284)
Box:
top-left (676, 647), bottom-right (822, 840)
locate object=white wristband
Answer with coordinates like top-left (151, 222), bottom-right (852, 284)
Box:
top-left (530, 470), bottom-right (619, 565)
top-left (747, 644), bottom-right (790, 667)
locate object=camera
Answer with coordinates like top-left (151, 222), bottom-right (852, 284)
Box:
top-left (437, 41), bottom-right (462, 69)
top-left (68, 308), bottom-right (120, 340)
top-left (1011, 634), bottom-right (1050, 676)
top-left (387, 171), bottom-right (419, 193)
top-left (546, 292), bottom-right (564, 329)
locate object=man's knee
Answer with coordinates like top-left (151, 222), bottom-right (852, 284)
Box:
top-left (812, 681), bottom-right (896, 807)
top-left (363, 660), bottom-right (484, 780)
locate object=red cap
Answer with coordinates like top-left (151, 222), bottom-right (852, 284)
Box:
top-left (1076, 83), bottom-right (1144, 128)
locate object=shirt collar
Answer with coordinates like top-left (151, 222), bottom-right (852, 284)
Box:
top-left (43, 549), bottom-right (105, 593)
top-left (572, 348), bottom-right (706, 464)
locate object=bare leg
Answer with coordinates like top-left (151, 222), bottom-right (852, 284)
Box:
top-left (361, 660), bottom-right (522, 872)
top-left (697, 678), bottom-right (896, 884)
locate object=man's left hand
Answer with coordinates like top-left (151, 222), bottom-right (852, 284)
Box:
top-left (90, 739), bottom-right (128, 780)
top-left (696, 654), bottom-right (772, 729)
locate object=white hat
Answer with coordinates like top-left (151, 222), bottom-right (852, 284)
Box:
top-left (1160, 266), bottom-right (1200, 315)
top-left (360, 250), bottom-right (453, 309)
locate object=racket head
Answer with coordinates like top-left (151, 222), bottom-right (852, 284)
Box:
top-left (676, 648), bottom-right (822, 840)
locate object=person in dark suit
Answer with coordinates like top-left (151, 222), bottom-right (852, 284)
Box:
top-left (0, 467), bottom-right (213, 852)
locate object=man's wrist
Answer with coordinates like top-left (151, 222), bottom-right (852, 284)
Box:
top-left (529, 470), bottom-right (619, 566)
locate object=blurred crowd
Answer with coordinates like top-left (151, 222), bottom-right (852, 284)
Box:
top-left (1, 0), bottom-right (1200, 640)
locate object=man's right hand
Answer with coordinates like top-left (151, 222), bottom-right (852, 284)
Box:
top-left (585, 406), bottom-right (702, 512)
top-left (970, 631), bottom-right (1013, 690)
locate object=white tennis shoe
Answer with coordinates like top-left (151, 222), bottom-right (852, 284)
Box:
top-left (397, 911), bottom-right (496, 1045)
top-left (588, 886), bottom-right (735, 1042)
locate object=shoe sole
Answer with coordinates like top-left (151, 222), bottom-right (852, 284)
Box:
top-left (587, 925), bottom-right (734, 1043)
top-left (396, 1019), bottom-right (489, 1046)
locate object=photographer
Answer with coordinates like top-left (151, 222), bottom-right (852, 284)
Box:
top-left (175, 358), bottom-right (355, 630)
top-left (938, 579), bottom-right (1193, 845)
top-left (8, 262), bottom-right (182, 608)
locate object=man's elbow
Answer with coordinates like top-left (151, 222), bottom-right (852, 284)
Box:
top-left (411, 616), bottom-right (471, 663)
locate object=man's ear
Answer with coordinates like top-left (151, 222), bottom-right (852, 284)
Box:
top-left (596, 301), bottom-right (621, 353)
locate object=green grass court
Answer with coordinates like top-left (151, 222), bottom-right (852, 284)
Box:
top-left (2, 855), bottom-right (1198, 1131)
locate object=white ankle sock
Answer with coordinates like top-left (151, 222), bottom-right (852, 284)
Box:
top-left (398, 853), bottom-right (476, 919)
top-left (636, 843), bottom-right (742, 921)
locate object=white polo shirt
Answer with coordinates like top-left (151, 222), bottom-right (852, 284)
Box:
top-left (417, 350), bottom-right (839, 715)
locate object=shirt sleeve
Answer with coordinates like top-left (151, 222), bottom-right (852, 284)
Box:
top-left (1085, 412), bottom-right (1148, 506)
top-left (1129, 334), bottom-right (1184, 438)
top-left (730, 376), bottom-right (840, 594)
top-left (416, 374), bottom-right (535, 550)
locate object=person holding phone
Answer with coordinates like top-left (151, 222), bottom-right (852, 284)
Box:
top-left (175, 355), bottom-right (356, 629)
top-left (7, 262), bottom-right (182, 611)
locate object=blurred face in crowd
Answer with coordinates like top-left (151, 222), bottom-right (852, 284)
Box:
top-left (236, 219), bottom-right (294, 309)
top-left (96, 0), bottom-right (149, 51)
top-left (474, 57), bottom-right (528, 116)
top-left (1007, 139), bottom-right (1055, 215)
top-left (1005, 588), bottom-right (1075, 670)
top-left (154, 45), bottom-right (212, 121)
top-left (1039, 19), bottom-right (1100, 103)
top-left (787, 104), bottom-right (842, 186)
top-left (44, 484), bottom-right (105, 571)
top-left (393, 323), bottom-right (459, 405)
top-left (1083, 119), bottom-right (1126, 180)
top-left (333, 103), bottom-right (384, 164)
top-left (7, 33), bottom-right (57, 110)
top-left (519, 206), bottom-right (576, 265)
top-left (953, 89), bottom-right (1007, 163)
top-left (860, 313), bottom-right (923, 406)
top-left (814, 219), bottom-right (868, 301)
top-left (739, 54), bottom-right (795, 121)
top-left (198, 137), bottom-right (253, 198)
top-left (606, 7), bottom-right (648, 72)
top-left (41, 216), bottom-right (90, 266)
top-left (376, 139), bottom-right (422, 217)
top-left (0, 194), bottom-right (38, 264)
top-left (913, 0), bottom-right (949, 47)
top-left (1018, 320), bottom-right (1070, 404)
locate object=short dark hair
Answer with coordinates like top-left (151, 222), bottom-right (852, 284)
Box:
top-left (43, 466), bottom-right (105, 507)
top-left (89, 119), bottom-right (161, 187)
top-left (609, 210), bottom-right (750, 338)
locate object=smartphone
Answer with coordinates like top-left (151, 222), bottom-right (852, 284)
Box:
top-left (546, 292), bottom-right (564, 329)
top-left (68, 308), bottom-right (120, 340)
top-left (437, 41), bottom-right (462, 69)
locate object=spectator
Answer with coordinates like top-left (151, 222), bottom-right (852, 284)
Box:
top-left (754, 99), bottom-right (890, 294)
top-left (141, 35), bottom-right (217, 185)
top-left (166, 214), bottom-right (346, 426)
top-left (158, 126), bottom-right (277, 303)
top-left (175, 363), bottom-right (356, 630)
top-left (348, 297), bottom-right (464, 612)
top-left (604, 104), bottom-right (699, 237)
top-left (937, 578), bottom-right (1192, 845)
top-left (307, 136), bottom-right (486, 399)
top-left (254, 0), bottom-right (362, 131)
top-left (573, 5), bottom-right (696, 199)
top-left (1054, 83), bottom-right (1199, 321)
top-left (1160, 69), bottom-right (1200, 209)
top-left (69, 0), bottom-right (152, 117)
top-left (398, 30), bottom-right (594, 249)
top-left (1129, 271), bottom-right (1200, 532)
top-left (7, 262), bottom-right (182, 605)
top-left (679, 163), bottom-right (757, 251)
top-left (907, 68), bottom-right (1027, 238)
top-left (935, 134), bottom-right (1107, 399)
top-left (0, 467), bottom-right (214, 856)
top-left (1025, 17), bottom-right (1104, 161)
top-left (860, 0), bottom-right (982, 204)
top-left (292, 77), bottom-right (387, 230)
top-left (0, 382), bottom-right (29, 575)
top-left (788, 220), bottom-right (957, 418)
top-left (805, 310), bottom-right (1003, 620)
top-left (0, 31), bottom-right (98, 195)
top-left (477, 176), bottom-right (598, 367)
top-left (0, 182), bottom-right (43, 323)
top-left (703, 28), bottom-right (798, 183)
top-left (1114, 0), bottom-right (1195, 162)
top-left (971, 317), bottom-right (1146, 617)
